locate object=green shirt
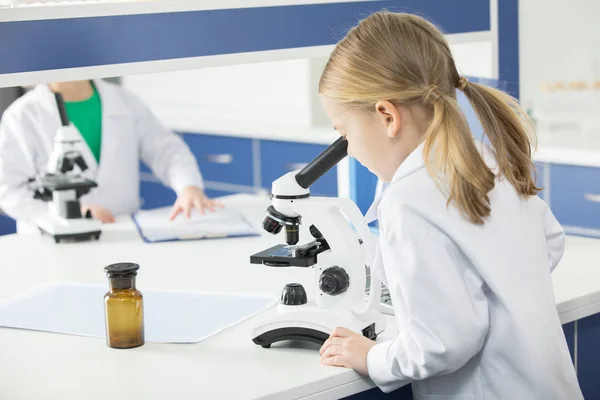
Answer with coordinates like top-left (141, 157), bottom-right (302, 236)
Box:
top-left (64, 84), bottom-right (102, 163)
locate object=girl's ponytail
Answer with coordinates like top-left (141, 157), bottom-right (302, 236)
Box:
top-left (461, 79), bottom-right (540, 198)
top-left (422, 78), bottom-right (539, 225)
top-left (422, 83), bottom-right (496, 225)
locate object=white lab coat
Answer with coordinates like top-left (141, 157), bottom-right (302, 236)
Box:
top-left (364, 143), bottom-right (582, 399)
top-left (0, 80), bottom-right (203, 224)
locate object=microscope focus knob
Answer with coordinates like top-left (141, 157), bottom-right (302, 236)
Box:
top-left (281, 283), bottom-right (308, 306)
top-left (319, 266), bottom-right (350, 296)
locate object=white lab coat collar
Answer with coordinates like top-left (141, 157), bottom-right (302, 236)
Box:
top-left (362, 139), bottom-right (498, 224)
top-left (363, 141), bottom-right (426, 224)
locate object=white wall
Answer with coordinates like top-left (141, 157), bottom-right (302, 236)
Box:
top-left (121, 58), bottom-right (313, 128)
top-left (452, 41), bottom-right (494, 79)
top-left (519, 0), bottom-right (600, 108)
top-left (122, 39), bottom-right (493, 133)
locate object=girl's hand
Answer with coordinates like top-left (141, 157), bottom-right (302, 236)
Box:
top-left (319, 327), bottom-right (377, 376)
top-left (169, 186), bottom-right (223, 221)
top-left (80, 205), bottom-right (116, 224)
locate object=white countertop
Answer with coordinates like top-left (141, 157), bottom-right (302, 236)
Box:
top-left (553, 235), bottom-right (600, 323)
top-left (0, 194), bottom-right (392, 400)
top-left (167, 115), bottom-right (339, 145)
top-left (533, 146), bottom-right (600, 168)
top-left (0, 194), bottom-right (599, 399)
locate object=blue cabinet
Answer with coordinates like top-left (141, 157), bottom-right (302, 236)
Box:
top-left (139, 180), bottom-right (177, 210)
top-left (345, 385), bottom-right (412, 399)
top-left (0, 213), bottom-right (16, 236)
top-left (534, 162), bottom-right (544, 188)
top-left (260, 140), bottom-right (337, 197)
top-left (533, 162), bottom-right (546, 199)
top-left (549, 164), bottom-right (600, 230)
top-left (182, 133), bottom-right (254, 187)
top-left (562, 322), bottom-right (575, 363)
top-left (577, 313), bottom-right (600, 399)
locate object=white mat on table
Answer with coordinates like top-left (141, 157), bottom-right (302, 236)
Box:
top-left (0, 283), bottom-right (276, 343)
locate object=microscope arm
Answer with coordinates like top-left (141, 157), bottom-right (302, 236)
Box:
top-left (291, 197), bottom-right (381, 315)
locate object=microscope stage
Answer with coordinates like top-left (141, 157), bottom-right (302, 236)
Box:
top-left (250, 244), bottom-right (318, 268)
top-left (38, 175), bottom-right (98, 191)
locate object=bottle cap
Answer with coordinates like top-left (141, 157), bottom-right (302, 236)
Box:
top-left (104, 262), bottom-right (140, 278)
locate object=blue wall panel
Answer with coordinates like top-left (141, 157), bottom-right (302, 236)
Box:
top-left (0, 0), bottom-right (489, 74)
top-left (498, 0), bottom-right (519, 99)
top-left (349, 158), bottom-right (379, 216)
top-left (0, 214), bottom-right (16, 236)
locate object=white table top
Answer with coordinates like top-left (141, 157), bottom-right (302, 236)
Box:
top-left (0, 194), bottom-right (599, 399)
top-left (0, 194), bottom-right (394, 400)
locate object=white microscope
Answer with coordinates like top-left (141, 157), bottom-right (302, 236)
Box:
top-left (31, 92), bottom-right (102, 243)
top-left (250, 137), bottom-right (386, 348)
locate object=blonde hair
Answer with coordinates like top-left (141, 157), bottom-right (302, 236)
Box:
top-left (319, 12), bottom-right (539, 225)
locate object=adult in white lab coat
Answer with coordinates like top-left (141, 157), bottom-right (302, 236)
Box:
top-left (317, 12), bottom-right (582, 399)
top-left (0, 79), bottom-right (219, 226)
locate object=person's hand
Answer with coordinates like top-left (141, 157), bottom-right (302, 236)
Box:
top-left (80, 205), bottom-right (116, 224)
top-left (169, 186), bottom-right (223, 221)
top-left (319, 327), bottom-right (377, 376)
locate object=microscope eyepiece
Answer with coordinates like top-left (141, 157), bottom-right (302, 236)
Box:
top-left (295, 136), bottom-right (348, 189)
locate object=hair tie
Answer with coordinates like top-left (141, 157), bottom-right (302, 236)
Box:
top-left (423, 85), bottom-right (443, 104)
top-left (457, 76), bottom-right (468, 91)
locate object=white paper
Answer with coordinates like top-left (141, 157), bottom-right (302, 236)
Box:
top-left (133, 206), bottom-right (258, 242)
top-left (0, 283), bottom-right (277, 343)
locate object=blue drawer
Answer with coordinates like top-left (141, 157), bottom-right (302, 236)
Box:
top-left (260, 140), bottom-right (337, 197)
top-left (0, 213), bottom-right (16, 236)
top-left (140, 180), bottom-right (177, 210)
top-left (549, 164), bottom-right (600, 230)
top-left (182, 133), bottom-right (254, 186)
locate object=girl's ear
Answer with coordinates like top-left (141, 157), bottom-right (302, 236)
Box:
top-left (374, 100), bottom-right (402, 138)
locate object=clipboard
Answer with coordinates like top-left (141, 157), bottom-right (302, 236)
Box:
top-left (132, 205), bottom-right (260, 243)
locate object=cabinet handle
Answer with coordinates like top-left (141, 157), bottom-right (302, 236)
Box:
top-left (285, 162), bottom-right (309, 171)
top-left (584, 193), bottom-right (600, 203)
top-left (204, 154), bottom-right (233, 164)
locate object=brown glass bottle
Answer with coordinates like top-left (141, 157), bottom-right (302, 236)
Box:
top-left (103, 262), bottom-right (144, 349)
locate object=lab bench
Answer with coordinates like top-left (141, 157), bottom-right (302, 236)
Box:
top-left (0, 194), bottom-right (598, 399)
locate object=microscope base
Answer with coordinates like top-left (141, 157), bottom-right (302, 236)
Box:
top-left (36, 214), bottom-right (102, 243)
top-left (252, 302), bottom-right (386, 348)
